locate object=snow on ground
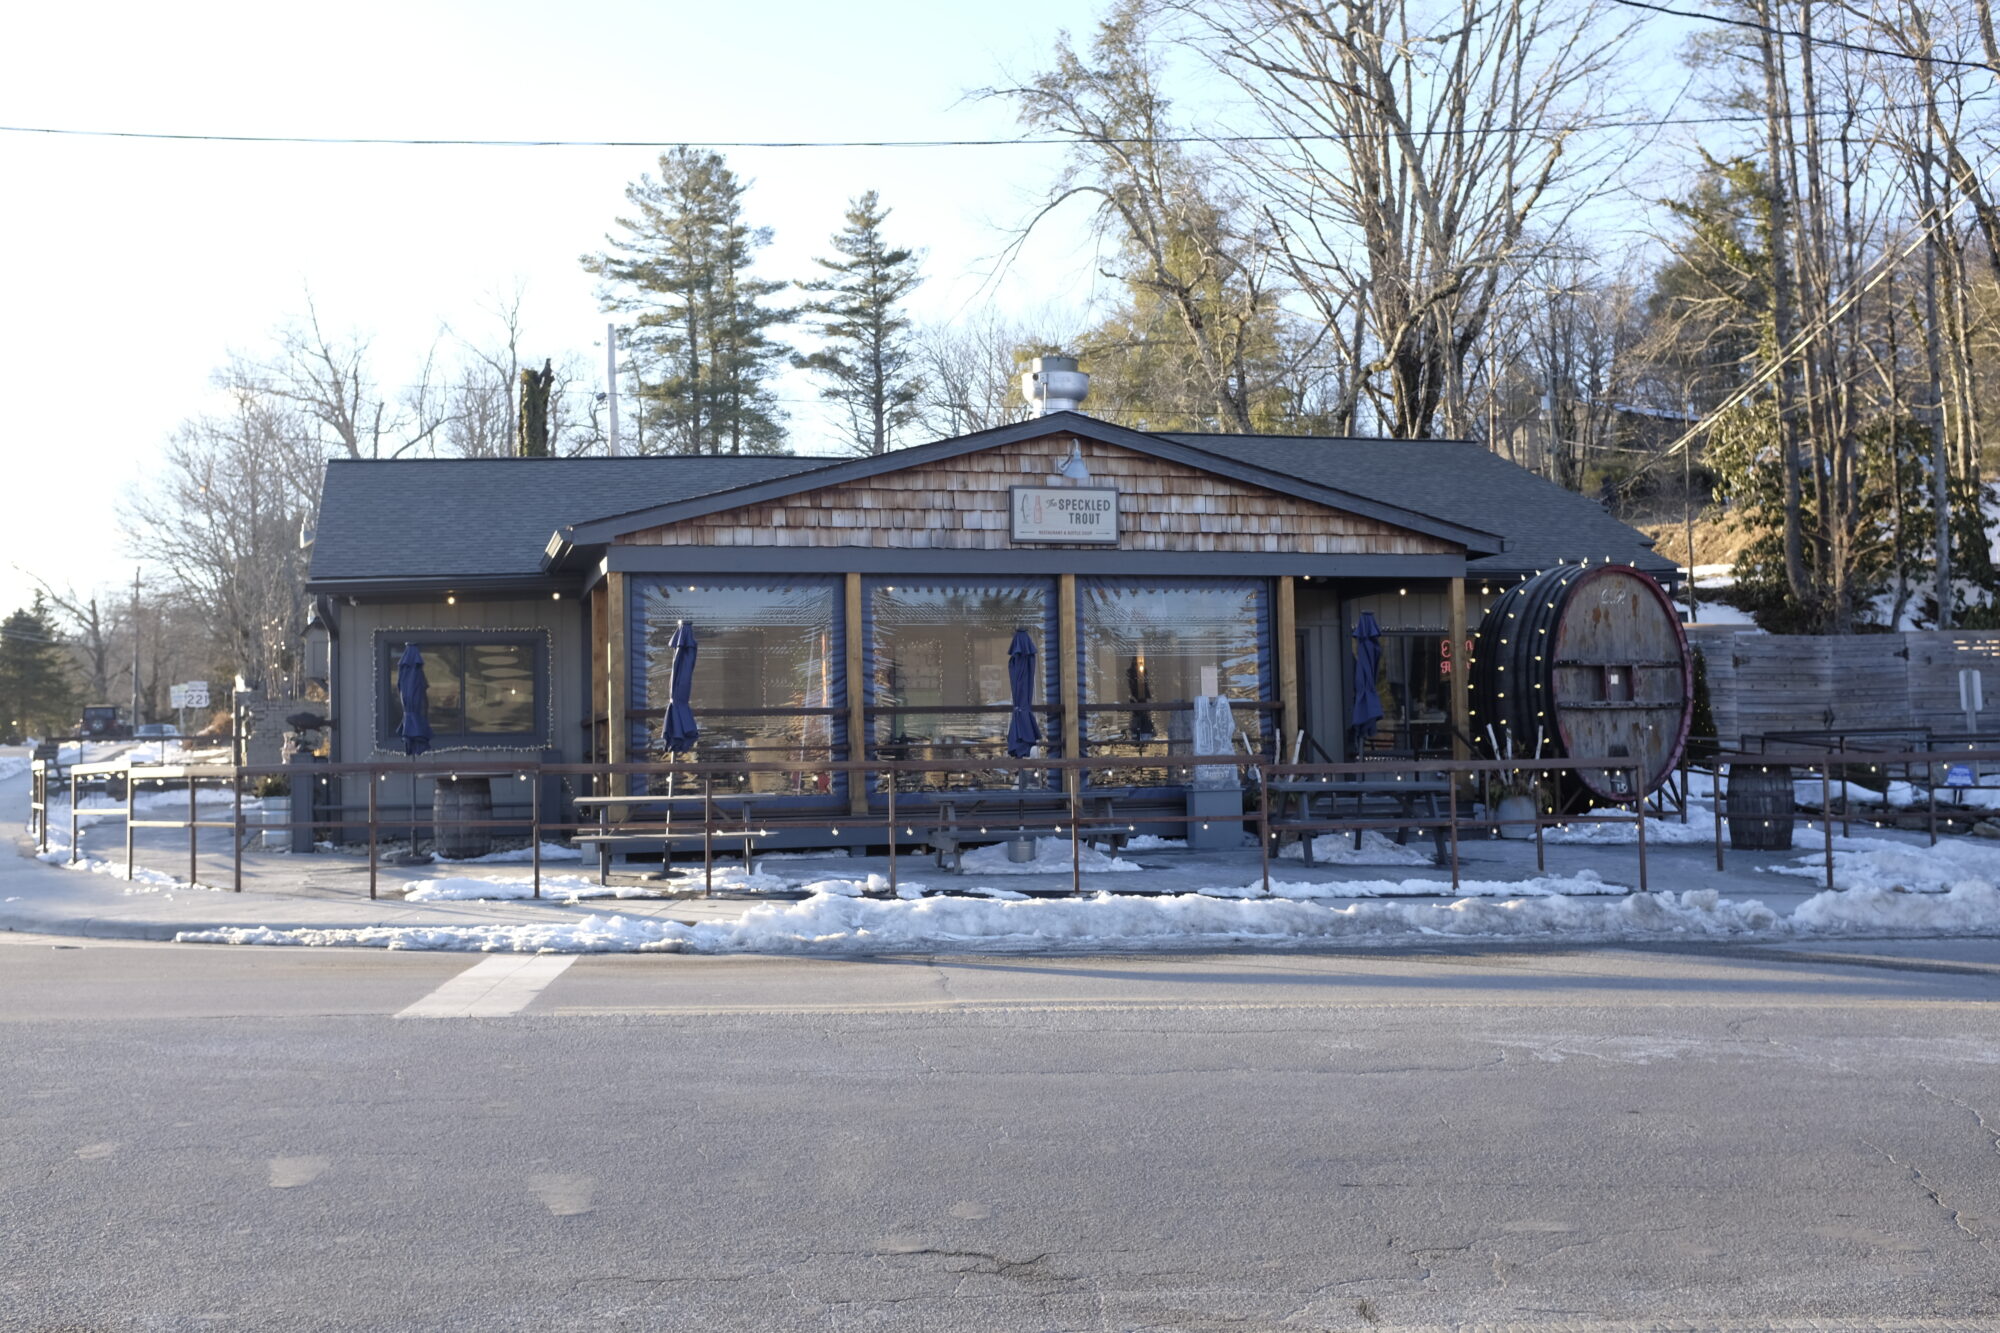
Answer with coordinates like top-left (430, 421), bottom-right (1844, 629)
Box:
top-left (1766, 833), bottom-right (2000, 895)
top-left (404, 862), bottom-right (793, 901)
top-left (177, 879), bottom-right (2000, 954)
top-left (1209, 870), bottom-right (1624, 899)
top-left (1120, 835), bottom-right (1185, 851)
top-left (0, 748), bottom-right (30, 783)
top-left (956, 836), bottom-right (1141, 875)
top-left (436, 842), bottom-right (584, 865)
top-left (1543, 812), bottom-right (1715, 845)
top-left (1276, 830), bottom-right (1435, 866)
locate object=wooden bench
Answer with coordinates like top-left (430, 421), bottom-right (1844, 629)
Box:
top-left (572, 792), bottom-right (775, 883)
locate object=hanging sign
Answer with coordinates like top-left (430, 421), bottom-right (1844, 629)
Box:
top-left (1009, 486), bottom-right (1119, 544)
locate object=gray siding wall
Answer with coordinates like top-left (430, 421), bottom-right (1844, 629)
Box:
top-left (323, 596), bottom-right (588, 837)
top-left (334, 596), bottom-right (587, 762)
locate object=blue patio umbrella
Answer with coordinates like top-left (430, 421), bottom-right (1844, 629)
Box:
top-left (1005, 629), bottom-right (1041, 759)
top-left (1349, 612), bottom-right (1385, 751)
top-left (393, 643), bottom-right (433, 862)
top-left (659, 620), bottom-right (700, 755)
top-left (395, 643), bottom-right (432, 756)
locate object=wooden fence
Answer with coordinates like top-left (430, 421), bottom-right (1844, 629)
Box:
top-left (1693, 628), bottom-right (2000, 745)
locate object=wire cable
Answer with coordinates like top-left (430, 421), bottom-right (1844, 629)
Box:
top-left (1610, 0), bottom-right (1998, 73)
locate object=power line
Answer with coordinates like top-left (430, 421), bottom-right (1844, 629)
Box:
top-left (0, 89), bottom-right (1990, 150)
top-left (1611, 0), bottom-right (1999, 73)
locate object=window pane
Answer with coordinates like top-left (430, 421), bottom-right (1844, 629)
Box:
top-left (636, 580), bottom-right (841, 794)
top-left (871, 581), bottom-right (1054, 787)
top-left (386, 642), bottom-right (465, 736)
top-left (1081, 580), bottom-right (1266, 748)
top-left (463, 642), bottom-right (536, 734)
top-left (639, 581), bottom-right (839, 717)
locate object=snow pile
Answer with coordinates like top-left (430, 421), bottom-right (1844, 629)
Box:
top-left (179, 886), bottom-right (1787, 954)
top-left (1243, 870), bottom-right (1625, 899)
top-left (437, 842), bottom-right (585, 865)
top-left (0, 752), bottom-right (31, 783)
top-left (36, 844), bottom-right (218, 895)
top-left (1766, 834), bottom-right (2000, 895)
top-left (1276, 830), bottom-right (1435, 866)
top-left (956, 836), bottom-right (1141, 875)
top-left (1793, 881), bottom-right (2000, 934)
top-left (1120, 835), bottom-right (1186, 851)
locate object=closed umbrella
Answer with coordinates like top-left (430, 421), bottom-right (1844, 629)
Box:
top-left (394, 643), bottom-right (433, 863)
top-left (658, 621), bottom-right (699, 876)
top-left (1005, 630), bottom-right (1040, 759)
top-left (1348, 612), bottom-right (1385, 755)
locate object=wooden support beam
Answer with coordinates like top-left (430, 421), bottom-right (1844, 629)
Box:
top-left (1450, 576), bottom-right (1469, 759)
top-left (1275, 576), bottom-right (1299, 760)
top-left (846, 573), bottom-right (868, 817)
top-left (1058, 574), bottom-right (1080, 797)
top-left (605, 571), bottom-right (628, 803)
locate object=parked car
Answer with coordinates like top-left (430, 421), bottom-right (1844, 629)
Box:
top-left (134, 723), bottom-right (182, 740)
top-left (79, 705), bottom-right (130, 740)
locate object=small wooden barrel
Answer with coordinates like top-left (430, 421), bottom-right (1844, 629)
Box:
top-left (1726, 763), bottom-right (1794, 850)
top-left (433, 776), bottom-right (493, 859)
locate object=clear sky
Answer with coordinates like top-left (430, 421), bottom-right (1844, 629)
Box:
top-left (0, 0), bottom-right (1118, 616)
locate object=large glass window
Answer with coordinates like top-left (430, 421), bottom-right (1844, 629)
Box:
top-left (868, 579), bottom-right (1057, 791)
top-left (633, 579), bottom-right (841, 795)
top-left (379, 635), bottom-right (544, 747)
top-left (1080, 578), bottom-right (1270, 784)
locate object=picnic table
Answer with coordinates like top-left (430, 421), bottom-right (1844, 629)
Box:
top-left (571, 790), bottom-right (778, 883)
top-left (1265, 775), bottom-right (1451, 864)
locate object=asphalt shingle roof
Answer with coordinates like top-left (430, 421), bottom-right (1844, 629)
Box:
top-left (308, 455), bottom-right (826, 584)
top-left (308, 429), bottom-right (1670, 586)
top-left (1160, 433), bottom-right (1672, 577)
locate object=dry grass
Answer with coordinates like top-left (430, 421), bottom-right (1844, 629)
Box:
top-left (1635, 511), bottom-right (1752, 570)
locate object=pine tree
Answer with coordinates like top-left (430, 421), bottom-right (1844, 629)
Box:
top-left (0, 595), bottom-right (77, 742)
top-left (795, 192), bottom-right (924, 455)
top-left (582, 148), bottom-right (790, 455)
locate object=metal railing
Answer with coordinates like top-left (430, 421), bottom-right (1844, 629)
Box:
top-left (32, 745), bottom-right (2000, 902)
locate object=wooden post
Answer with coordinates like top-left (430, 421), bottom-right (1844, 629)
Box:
top-left (588, 581), bottom-right (608, 764)
top-left (846, 573), bottom-right (868, 817)
top-left (1449, 577), bottom-right (1469, 759)
top-left (605, 571), bottom-right (628, 817)
top-left (1275, 576), bottom-right (1299, 758)
top-left (1059, 574), bottom-right (1081, 798)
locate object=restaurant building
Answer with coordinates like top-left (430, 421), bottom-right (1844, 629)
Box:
top-left (302, 362), bottom-right (1675, 844)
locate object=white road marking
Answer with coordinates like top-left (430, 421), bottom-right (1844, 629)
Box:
top-left (268, 1156), bottom-right (329, 1188)
top-left (396, 954), bottom-right (577, 1018)
top-left (528, 1174), bottom-right (596, 1216)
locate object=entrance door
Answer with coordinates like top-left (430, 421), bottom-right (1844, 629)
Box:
top-left (1297, 624), bottom-right (1348, 762)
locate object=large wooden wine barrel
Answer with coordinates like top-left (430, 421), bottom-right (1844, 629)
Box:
top-left (1725, 762), bottom-right (1795, 850)
top-left (1468, 564), bottom-right (1692, 806)
top-left (433, 776), bottom-right (493, 859)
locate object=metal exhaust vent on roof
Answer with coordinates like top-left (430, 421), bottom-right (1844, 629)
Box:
top-left (1022, 355), bottom-right (1089, 416)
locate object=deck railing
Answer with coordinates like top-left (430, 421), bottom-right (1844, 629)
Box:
top-left (29, 745), bottom-right (1996, 902)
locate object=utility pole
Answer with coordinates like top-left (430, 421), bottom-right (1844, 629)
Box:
top-left (129, 568), bottom-right (140, 726)
top-left (605, 323), bottom-right (622, 457)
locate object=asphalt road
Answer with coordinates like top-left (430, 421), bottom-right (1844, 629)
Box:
top-left (3, 934), bottom-right (1998, 1331)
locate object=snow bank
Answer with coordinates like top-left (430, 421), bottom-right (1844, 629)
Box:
top-left (1767, 834), bottom-right (2000, 896)
top-left (174, 876), bottom-right (2000, 955)
top-left (956, 836), bottom-right (1140, 875)
top-left (178, 887), bottom-right (1787, 954)
top-left (1276, 830), bottom-right (1435, 866)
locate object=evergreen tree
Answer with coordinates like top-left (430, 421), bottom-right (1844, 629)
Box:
top-left (582, 149), bottom-right (790, 455)
top-left (795, 192), bottom-right (924, 456)
top-left (0, 595), bottom-right (77, 742)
